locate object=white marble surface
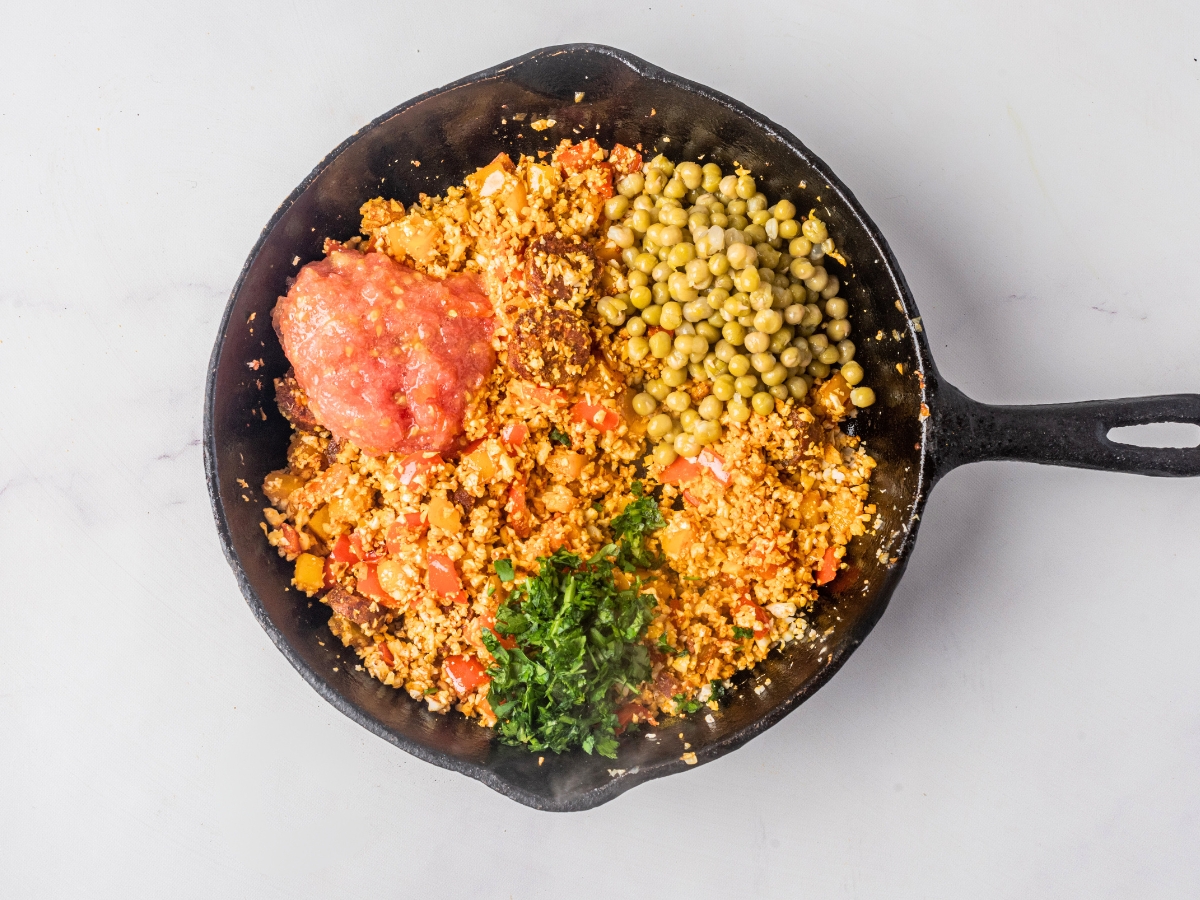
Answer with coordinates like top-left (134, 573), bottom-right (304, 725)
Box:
top-left (3, 3), bottom-right (1199, 897)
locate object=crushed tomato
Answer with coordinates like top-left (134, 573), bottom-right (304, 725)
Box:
top-left (443, 655), bottom-right (488, 695)
top-left (571, 401), bottom-right (620, 432)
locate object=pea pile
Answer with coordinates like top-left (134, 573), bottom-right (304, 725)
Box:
top-left (596, 155), bottom-right (875, 465)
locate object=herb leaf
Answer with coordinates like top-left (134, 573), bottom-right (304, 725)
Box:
top-left (732, 626), bottom-right (755, 640)
top-left (494, 558), bottom-right (515, 583)
top-left (549, 427), bottom-right (571, 446)
top-left (672, 693), bottom-right (702, 714)
top-left (483, 548), bottom-right (656, 759)
top-left (609, 493), bottom-right (667, 572)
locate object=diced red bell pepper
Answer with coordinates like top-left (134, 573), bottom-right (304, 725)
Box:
top-left (477, 611), bottom-right (517, 651)
top-left (443, 655), bottom-right (489, 695)
top-left (608, 143), bottom-right (643, 178)
top-left (556, 138), bottom-right (601, 175)
top-left (329, 534), bottom-right (358, 564)
top-left (736, 597), bottom-right (771, 637)
top-left (501, 422), bottom-right (528, 448)
top-left (378, 642), bottom-right (395, 667)
top-left (615, 701), bottom-right (653, 733)
top-left (395, 452), bottom-right (442, 487)
top-left (572, 401), bottom-right (620, 432)
top-left (505, 477), bottom-right (532, 539)
top-left (816, 546), bottom-right (839, 585)
top-left (356, 562), bottom-right (397, 608)
top-left (590, 162), bottom-right (614, 199)
top-left (697, 448), bottom-right (731, 486)
top-left (322, 557), bottom-right (338, 589)
top-left (682, 489), bottom-right (701, 507)
top-left (385, 515), bottom-right (426, 553)
top-left (428, 553), bottom-right (467, 604)
top-left (659, 455), bottom-right (703, 485)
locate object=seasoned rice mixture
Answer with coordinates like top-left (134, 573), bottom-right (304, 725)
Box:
top-left (262, 137), bottom-right (876, 757)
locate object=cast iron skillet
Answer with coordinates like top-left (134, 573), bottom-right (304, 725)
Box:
top-left (204, 44), bottom-right (1200, 812)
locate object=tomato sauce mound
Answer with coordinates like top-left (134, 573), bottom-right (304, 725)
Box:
top-left (273, 246), bottom-right (496, 454)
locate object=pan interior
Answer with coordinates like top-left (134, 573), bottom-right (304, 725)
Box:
top-left (207, 45), bottom-right (930, 810)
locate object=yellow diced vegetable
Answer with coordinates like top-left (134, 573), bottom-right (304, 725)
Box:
top-left (293, 553), bottom-right (325, 595)
top-left (263, 470), bottom-right (304, 508)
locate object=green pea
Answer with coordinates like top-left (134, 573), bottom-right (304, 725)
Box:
top-left (762, 363), bottom-right (788, 387)
top-left (625, 316), bottom-right (647, 338)
top-left (642, 304), bottom-right (662, 327)
top-left (673, 432), bottom-right (702, 459)
top-left (837, 340), bottom-right (856, 364)
top-left (629, 286), bottom-right (652, 310)
top-left (722, 322), bottom-right (746, 347)
top-left (605, 195), bottom-right (630, 220)
top-left (743, 331), bottom-right (770, 354)
top-left (649, 331), bottom-right (672, 359)
top-left (676, 161), bottom-right (703, 190)
top-left (769, 327), bottom-right (793, 354)
top-left (645, 378), bottom-right (670, 401)
top-left (818, 346), bottom-right (841, 366)
top-left (696, 321), bottom-right (721, 343)
top-left (753, 309), bottom-right (783, 335)
top-left (679, 408), bottom-right (701, 432)
top-left (659, 302), bottom-right (683, 331)
top-left (662, 366), bottom-right (687, 387)
top-left (703, 354), bottom-right (728, 379)
top-left (751, 351), bottom-right (776, 374)
top-left (802, 217), bottom-right (828, 243)
top-left (694, 420), bottom-right (721, 444)
top-left (735, 175), bottom-right (756, 199)
top-left (631, 392), bottom-right (657, 417)
top-left (727, 398), bottom-right (751, 423)
top-left (735, 375), bottom-right (759, 398)
top-left (665, 349), bottom-right (689, 370)
top-left (665, 391), bottom-right (691, 413)
top-left (727, 354), bottom-right (751, 377)
top-left (850, 387), bottom-right (876, 408)
top-left (779, 218), bottom-right (799, 240)
top-left (653, 441), bottom-right (678, 467)
top-left (712, 377), bottom-right (735, 402)
top-left (769, 384), bottom-right (789, 400)
top-left (825, 318), bottom-right (852, 342)
top-left (627, 336), bottom-right (649, 361)
top-left (652, 282), bottom-right (671, 305)
top-left (788, 236), bottom-right (813, 258)
top-left (825, 297), bottom-right (849, 320)
top-left (683, 298), bottom-right (710, 324)
top-left (750, 209), bottom-right (771, 226)
top-left (840, 361), bottom-right (864, 386)
top-left (751, 391), bottom-right (775, 416)
top-left (790, 257), bottom-right (815, 280)
top-left (786, 375), bottom-right (809, 399)
top-left (634, 252), bottom-right (657, 273)
top-left (807, 360), bottom-right (831, 379)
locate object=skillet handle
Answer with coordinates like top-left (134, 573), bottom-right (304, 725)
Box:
top-left (930, 382), bottom-right (1200, 479)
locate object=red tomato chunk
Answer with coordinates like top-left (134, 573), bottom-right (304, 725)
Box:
top-left (571, 401), bottom-right (620, 432)
top-left (273, 247), bottom-right (495, 454)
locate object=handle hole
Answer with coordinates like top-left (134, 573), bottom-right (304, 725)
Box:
top-left (1108, 423), bottom-right (1200, 449)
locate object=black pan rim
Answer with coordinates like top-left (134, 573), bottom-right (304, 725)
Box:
top-left (204, 42), bottom-right (936, 811)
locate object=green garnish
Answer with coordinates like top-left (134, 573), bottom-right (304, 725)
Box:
top-left (494, 558), bottom-right (515, 583)
top-left (549, 427), bottom-right (571, 446)
top-left (732, 626), bottom-right (755, 640)
top-left (672, 693), bottom-right (703, 714)
top-left (656, 634), bottom-right (684, 656)
top-left (708, 680), bottom-right (727, 701)
top-left (483, 547), bottom-right (655, 758)
top-left (609, 492), bottom-right (667, 572)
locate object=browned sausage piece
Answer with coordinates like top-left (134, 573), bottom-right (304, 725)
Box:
top-left (506, 306), bottom-right (592, 387)
top-left (769, 407), bottom-right (825, 473)
top-left (523, 234), bottom-right (598, 304)
top-left (325, 585), bottom-right (389, 628)
top-left (275, 370), bottom-right (319, 429)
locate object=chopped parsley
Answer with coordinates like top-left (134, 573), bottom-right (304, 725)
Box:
top-left (672, 693), bottom-right (703, 715)
top-left (609, 491), bottom-right (667, 572)
top-left (732, 626), bottom-right (756, 640)
top-left (483, 547), bottom-right (655, 758)
top-left (708, 679), bottom-right (727, 701)
top-left (493, 558), bottom-right (515, 583)
top-left (656, 634), bottom-right (683, 656)
top-left (549, 427), bottom-right (572, 446)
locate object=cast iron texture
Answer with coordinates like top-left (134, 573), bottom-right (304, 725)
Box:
top-left (204, 44), bottom-right (1200, 812)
